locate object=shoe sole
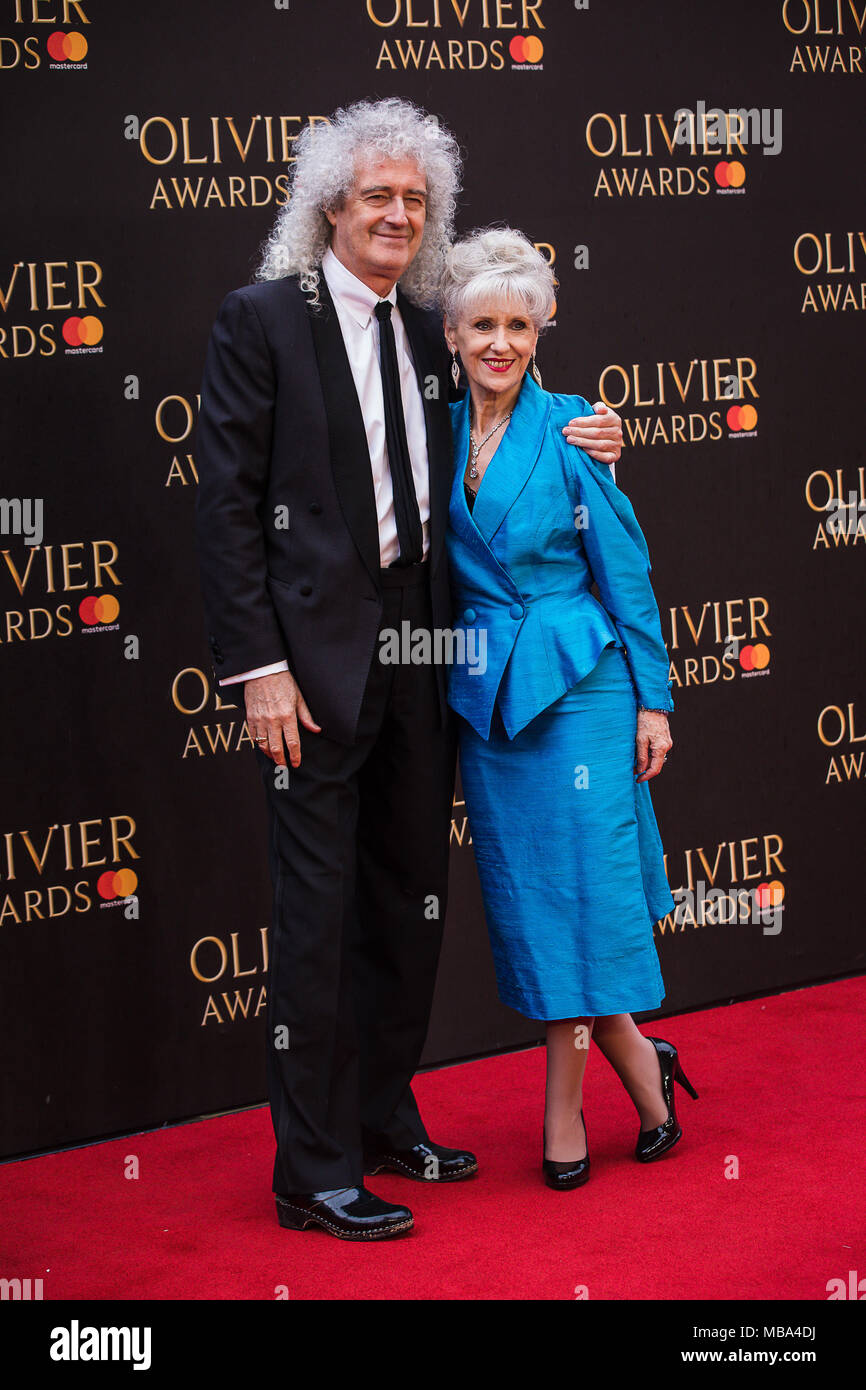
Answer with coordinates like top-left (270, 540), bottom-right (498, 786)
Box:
top-left (543, 1170), bottom-right (591, 1191)
top-left (275, 1198), bottom-right (414, 1241)
top-left (364, 1158), bottom-right (479, 1182)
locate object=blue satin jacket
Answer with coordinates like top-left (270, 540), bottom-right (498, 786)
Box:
top-left (446, 373), bottom-right (674, 740)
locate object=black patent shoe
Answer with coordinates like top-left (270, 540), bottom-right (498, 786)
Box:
top-left (363, 1138), bottom-right (478, 1183)
top-left (275, 1184), bottom-right (413, 1240)
top-left (542, 1109), bottom-right (590, 1190)
top-left (635, 1036), bottom-right (699, 1163)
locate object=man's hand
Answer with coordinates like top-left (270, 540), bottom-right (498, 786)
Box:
top-left (562, 402), bottom-right (623, 465)
top-left (245, 670), bottom-right (321, 768)
top-left (635, 710), bottom-right (672, 783)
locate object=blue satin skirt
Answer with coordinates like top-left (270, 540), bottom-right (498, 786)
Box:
top-left (458, 645), bottom-right (674, 1021)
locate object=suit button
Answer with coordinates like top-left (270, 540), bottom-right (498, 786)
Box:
top-left (300, 584), bottom-right (313, 596)
top-left (214, 653), bottom-right (224, 665)
top-left (509, 603), bottom-right (524, 620)
top-left (463, 608), bottom-right (476, 623)
top-left (309, 503), bottom-right (322, 514)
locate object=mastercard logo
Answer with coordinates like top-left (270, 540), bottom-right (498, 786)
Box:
top-left (739, 643), bottom-right (770, 671)
top-left (46, 31), bottom-right (88, 62)
top-left (755, 880), bottom-right (784, 909)
top-left (727, 404), bottom-right (757, 431)
top-left (97, 868), bottom-right (138, 901)
top-left (509, 35), bottom-right (544, 63)
top-left (63, 316), bottom-right (103, 347)
top-left (79, 594), bottom-right (119, 625)
top-left (715, 161), bottom-right (746, 188)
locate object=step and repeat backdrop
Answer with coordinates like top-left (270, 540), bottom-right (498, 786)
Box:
top-left (1, 1), bottom-right (863, 1159)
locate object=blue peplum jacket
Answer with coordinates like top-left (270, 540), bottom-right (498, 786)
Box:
top-left (445, 372), bottom-right (675, 740)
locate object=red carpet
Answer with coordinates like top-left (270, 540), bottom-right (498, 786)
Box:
top-left (1, 977), bottom-right (864, 1301)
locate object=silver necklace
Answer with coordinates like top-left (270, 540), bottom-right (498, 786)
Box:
top-left (468, 410), bottom-right (512, 479)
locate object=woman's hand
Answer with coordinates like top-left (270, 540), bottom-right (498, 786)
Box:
top-left (635, 710), bottom-right (672, 782)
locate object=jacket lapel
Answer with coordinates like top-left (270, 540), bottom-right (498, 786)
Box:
top-left (449, 394), bottom-right (521, 591)
top-left (464, 373), bottom-right (552, 545)
top-left (307, 275), bottom-right (381, 589)
top-left (398, 289), bottom-right (451, 579)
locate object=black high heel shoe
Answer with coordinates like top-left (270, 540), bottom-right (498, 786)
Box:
top-left (635, 1036), bottom-right (699, 1163)
top-left (543, 1109), bottom-right (590, 1189)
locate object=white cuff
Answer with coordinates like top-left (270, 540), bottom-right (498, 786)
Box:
top-left (219, 660), bottom-right (289, 686)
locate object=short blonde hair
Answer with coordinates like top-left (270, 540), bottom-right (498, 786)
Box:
top-left (440, 226), bottom-right (556, 331)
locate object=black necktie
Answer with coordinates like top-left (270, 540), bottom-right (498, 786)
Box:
top-left (374, 299), bottom-right (423, 567)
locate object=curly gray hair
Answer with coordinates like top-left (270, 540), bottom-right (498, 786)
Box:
top-left (440, 226), bottom-right (556, 332)
top-left (255, 97), bottom-right (462, 307)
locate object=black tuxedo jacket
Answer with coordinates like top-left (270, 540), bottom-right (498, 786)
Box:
top-left (194, 273), bottom-right (455, 746)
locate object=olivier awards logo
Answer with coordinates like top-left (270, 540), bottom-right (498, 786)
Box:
top-left (155, 391), bottom-right (200, 488)
top-left (0, 0), bottom-right (90, 72)
top-left (818, 700), bottom-right (865, 784)
top-left (794, 232), bottom-right (866, 313)
top-left (586, 102), bottom-right (783, 200)
top-left (658, 831), bottom-right (787, 935)
top-left (585, 110), bottom-right (746, 200)
top-left (126, 114), bottom-right (331, 211)
top-left (189, 927), bottom-right (269, 1027)
top-left (665, 596), bottom-right (772, 691)
top-left (783, 0), bottom-right (866, 74)
top-left (0, 258), bottom-right (105, 360)
top-left (366, 0), bottom-right (544, 72)
top-left (596, 352), bottom-right (759, 449)
top-left (171, 665), bottom-right (256, 758)
top-left (805, 465), bottom-right (866, 549)
top-left (0, 813), bottom-right (140, 925)
top-left (0, 539), bottom-right (122, 646)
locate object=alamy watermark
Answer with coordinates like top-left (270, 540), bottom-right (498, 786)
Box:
top-left (826, 492), bottom-right (866, 537)
top-left (378, 620), bottom-right (487, 674)
top-left (673, 101), bottom-right (782, 157)
top-left (0, 497), bottom-right (43, 546)
top-left (49, 1322), bottom-right (152, 1371)
top-left (671, 879), bottom-right (783, 935)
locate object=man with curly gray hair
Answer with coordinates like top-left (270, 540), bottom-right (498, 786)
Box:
top-left (195, 97), bottom-right (622, 1242)
top-left (256, 97), bottom-right (459, 310)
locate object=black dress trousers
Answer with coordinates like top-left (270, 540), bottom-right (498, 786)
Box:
top-left (255, 561), bottom-right (457, 1196)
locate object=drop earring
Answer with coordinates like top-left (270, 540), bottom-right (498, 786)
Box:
top-left (531, 353), bottom-right (542, 388)
top-left (451, 349), bottom-right (461, 389)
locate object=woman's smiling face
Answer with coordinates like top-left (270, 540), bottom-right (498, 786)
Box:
top-left (445, 298), bottom-right (539, 401)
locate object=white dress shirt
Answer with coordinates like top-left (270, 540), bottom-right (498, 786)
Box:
top-left (220, 246), bottom-right (431, 687)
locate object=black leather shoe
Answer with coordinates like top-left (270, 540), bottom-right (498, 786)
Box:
top-left (543, 1109), bottom-right (590, 1190)
top-left (635, 1036), bottom-right (699, 1163)
top-left (363, 1138), bottom-right (478, 1182)
top-left (274, 1185), bottom-right (413, 1240)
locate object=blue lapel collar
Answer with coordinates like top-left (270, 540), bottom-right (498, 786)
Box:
top-left (454, 374), bottom-right (552, 546)
top-left (448, 394), bottom-right (508, 581)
